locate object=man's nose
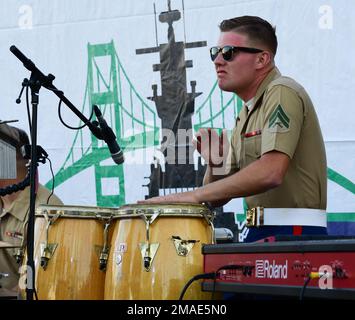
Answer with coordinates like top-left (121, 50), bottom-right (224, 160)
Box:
top-left (214, 52), bottom-right (225, 66)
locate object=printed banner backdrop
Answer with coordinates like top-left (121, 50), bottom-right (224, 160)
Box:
top-left (0, 0), bottom-right (354, 239)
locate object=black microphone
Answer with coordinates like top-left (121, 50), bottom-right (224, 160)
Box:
top-left (93, 105), bottom-right (124, 165)
top-left (10, 45), bottom-right (48, 84)
top-left (10, 45), bottom-right (37, 72)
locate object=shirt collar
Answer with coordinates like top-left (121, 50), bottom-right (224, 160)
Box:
top-left (253, 66), bottom-right (281, 108)
top-left (244, 98), bottom-right (255, 112)
top-left (0, 187), bottom-right (30, 221)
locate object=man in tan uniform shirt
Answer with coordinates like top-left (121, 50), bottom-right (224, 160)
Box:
top-left (0, 124), bottom-right (63, 297)
top-left (229, 67), bottom-right (327, 210)
top-left (140, 16), bottom-right (327, 242)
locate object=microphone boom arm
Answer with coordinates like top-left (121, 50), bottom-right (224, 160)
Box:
top-left (10, 45), bottom-right (102, 139)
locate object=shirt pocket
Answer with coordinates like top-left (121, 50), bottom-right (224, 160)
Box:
top-left (244, 134), bottom-right (262, 166)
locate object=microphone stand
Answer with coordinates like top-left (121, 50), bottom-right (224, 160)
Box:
top-left (10, 45), bottom-right (106, 301)
top-left (25, 71), bottom-right (41, 301)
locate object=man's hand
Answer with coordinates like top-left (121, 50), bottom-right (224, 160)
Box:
top-left (138, 191), bottom-right (200, 204)
top-left (192, 128), bottom-right (229, 167)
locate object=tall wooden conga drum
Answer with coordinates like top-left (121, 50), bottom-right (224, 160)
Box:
top-left (20, 205), bottom-right (117, 300)
top-left (104, 203), bottom-right (215, 300)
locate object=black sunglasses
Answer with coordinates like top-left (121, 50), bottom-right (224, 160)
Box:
top-left (210, 45), bottom-right (263, 62)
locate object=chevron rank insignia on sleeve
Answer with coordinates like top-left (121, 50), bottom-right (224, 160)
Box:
top-left (268, 104), bottom-right (290, 133)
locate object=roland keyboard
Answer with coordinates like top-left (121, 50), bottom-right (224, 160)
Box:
top-left (202, 237), bottom-right (355, 299)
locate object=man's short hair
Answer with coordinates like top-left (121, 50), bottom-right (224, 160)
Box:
top-left (219, 16), bottom-right (278, 56)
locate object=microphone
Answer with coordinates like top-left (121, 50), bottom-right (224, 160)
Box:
top-left (93, 105), bottom-right (124, 165)
top-left (10, 45), bottom-right (37, 73)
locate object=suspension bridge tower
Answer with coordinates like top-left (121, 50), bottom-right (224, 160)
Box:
top-left (87, 42), bottom-right (125, 206)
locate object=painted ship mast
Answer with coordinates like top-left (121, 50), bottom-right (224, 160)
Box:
top-left (136, 1), bottom-right (207, 197)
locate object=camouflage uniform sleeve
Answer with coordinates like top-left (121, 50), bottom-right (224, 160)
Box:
top-left (261, 84), bottom-right (304, 159)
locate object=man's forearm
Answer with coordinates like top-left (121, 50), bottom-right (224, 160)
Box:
top-left (202, 165), bottom-right (232, 207)
top-left (202, 166), bottom-right (214, 185)
top-left (197, 152), bottom-right (290, 204)
top-left (202, 165), bottom-right (229, 186)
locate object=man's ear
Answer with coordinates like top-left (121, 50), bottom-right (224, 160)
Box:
top-left (256, 51), bottom-right (272, 69)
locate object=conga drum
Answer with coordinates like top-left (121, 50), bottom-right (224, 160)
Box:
top-left (104, 203), bottom-right (215, 300)
top-left (20, 205), bottom-right (117, 300)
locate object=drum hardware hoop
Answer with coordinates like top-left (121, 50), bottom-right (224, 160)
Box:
top-left (37, 211), bottom-right (115, 220)
top-left (112, 213), bottom-right (213, 219)
top-left (96, 214), bottom-right (114, 223)
top-left (37, 205), bottom-right (118, 215)
top-left (108, 210), bottom-right (213, 221)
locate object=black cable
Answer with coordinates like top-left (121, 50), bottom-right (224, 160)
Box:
top-left (179, 265), bottom-right (251, 300)
top-left (299, 276), bottom-right (311, 301)
top-left (58, 99), bottom-right (94, 130)
top-left (211, 264), bottom-right (254, 300)
top-left (179, 272), bottom-right (216, 301)
top-left (46, 157), bottom-right (55, 205)
top-left (211, 270), bottom-right (219, 300)
top-left (300, 273), bottom-right (328, 301)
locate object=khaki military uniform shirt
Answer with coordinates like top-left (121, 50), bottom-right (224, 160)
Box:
top-left (0, 184), bottom-right (63, 297)
top-left (228, 67), bottom-right (327, 210)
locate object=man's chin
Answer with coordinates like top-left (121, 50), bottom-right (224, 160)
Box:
top-left (217, 82), bottom-right (235, 92)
